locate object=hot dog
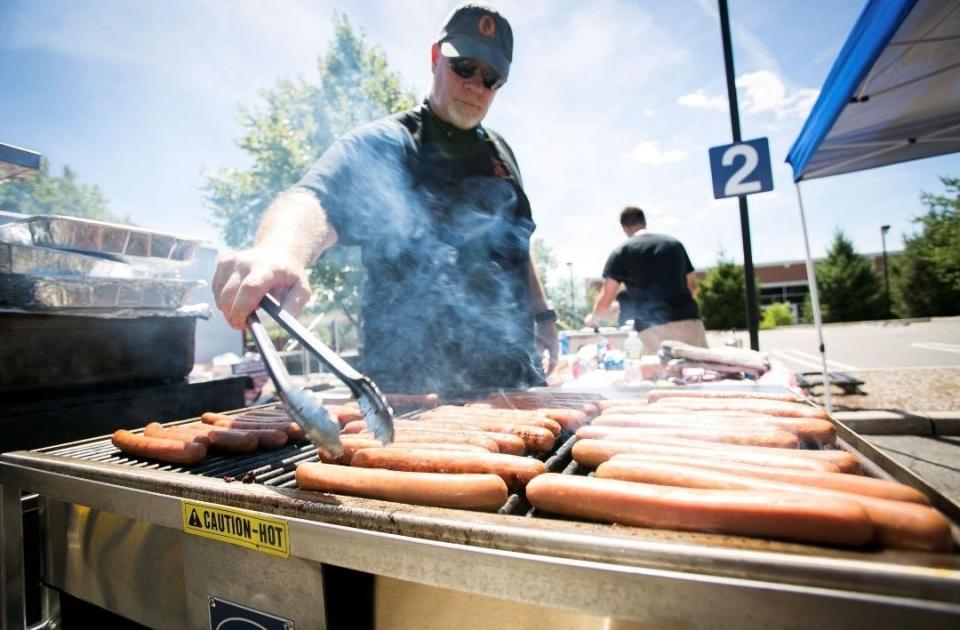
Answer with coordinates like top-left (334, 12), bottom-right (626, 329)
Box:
top-left (384, 393), bottom-right (440, 409)
top-left (325, 404), bottom-right (364, 424)
top-left (423, 407), bottom-right (563, 436)
top-left (525, 473), bottom-right (874, 547)
top-left (144, 422), bottom-right (211, 447)
top-left (592, 413), bottom-right (836, 447)
top-left (111, 429), bottom-right (207, 465)
top-left (466, 405), bottom-right (589, 431)
top-left (616, 436), bottom-right (861, 472)
top-left (576, 424), bottom-right (800, 449)
top-left (179, 422), bottom-right (259, 453)
top-left (350, 448), bottom-right (546, 490)
top-left (417, 417), bottom-right (555, 452)
top-left (201, 412), bottom-right (305, 441)
top-left (646, 389), bottom-right (804, 403)
top-left (571, 439), bottom-right (841, 472)
top-left (602, 454), bottom-right (928, 504)
top-left (652, 397), bottom-right (828, 420)
top-left (352, 430), bottom-right (499, 452)
top-left (594, 461), bottom-right (952, 551)
top-left (295, 463), bottom-right (507, 511)
top-left (190, 421), bottom-right (289, 449)
top-left (342, 419), bottom-right (526, 455)
top-left (320, 437), bottom-right (488, 465)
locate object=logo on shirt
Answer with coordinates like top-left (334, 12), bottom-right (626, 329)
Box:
top-left (478, 15), bottom-right (496, 37)
top-left (491, 155), bottom-right (510, 179)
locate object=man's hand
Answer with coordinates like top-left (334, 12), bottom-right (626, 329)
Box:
top-left (212, 247), bottom-right (312, 330)
top-left (583, 312), bottom-right (599, 328)
top-left (535, 319), bottom-right (560, 375)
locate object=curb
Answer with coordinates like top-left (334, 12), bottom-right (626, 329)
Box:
top-left (833, 410), bottom-right (960, 436)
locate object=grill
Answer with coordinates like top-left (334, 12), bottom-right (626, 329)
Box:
top-left (2, 390), bottom-right (960, 630)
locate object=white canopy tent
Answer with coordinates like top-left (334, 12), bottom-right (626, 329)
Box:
top-left (786, 0), bottom-right (960, 409)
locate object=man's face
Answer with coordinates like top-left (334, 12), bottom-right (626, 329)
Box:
top-left (429, 43), bottom-right (502, 129)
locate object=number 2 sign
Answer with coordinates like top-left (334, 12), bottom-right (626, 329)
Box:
top-left (708, 138), bottom-right (774, 199)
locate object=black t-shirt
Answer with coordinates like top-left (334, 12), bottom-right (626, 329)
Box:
top-left (297, 102), bottom-right (544, 395)
top-left (602, 232), bottom-right (701, 331)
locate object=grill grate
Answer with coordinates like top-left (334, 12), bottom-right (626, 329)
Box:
top-left (36, 403), bottom-right (581, 514)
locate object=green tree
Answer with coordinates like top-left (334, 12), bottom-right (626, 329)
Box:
top-left (760, 302), bottom-right (794, 329)
top-left (892, 176), bottom-right (960, 317)
top-left (533, 238), bottom-right (590, 329)
top-left (0, 159), bottom-right (122, 221)
top-left (203, 14), bottom-right (417, 328)
top-left (697, 255), bottom-right (747, 330)
top-left (815, 230), bottom-right (885, 322)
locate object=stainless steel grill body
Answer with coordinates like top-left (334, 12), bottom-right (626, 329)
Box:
top-left (2, 397), bottom-right (959, 629)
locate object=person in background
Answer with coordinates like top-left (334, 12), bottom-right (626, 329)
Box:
top-left (585, 206), bottom-right (707, 352)
top-left (213, 2), bottom-right (558, 396)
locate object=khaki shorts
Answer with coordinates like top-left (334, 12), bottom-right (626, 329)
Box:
top-left (639, 319), bottom-right (708, 354)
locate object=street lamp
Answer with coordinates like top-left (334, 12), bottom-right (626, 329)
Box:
top-left (880, 225), bottom-right (891, 318)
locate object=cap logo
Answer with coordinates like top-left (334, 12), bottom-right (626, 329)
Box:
top-left (477, 14), bottom-right (496, 37)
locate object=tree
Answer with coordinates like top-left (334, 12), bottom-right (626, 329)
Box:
top-left (815, 230), bottom-right (885, 322)
top-left (697, 255), bottom-right (746, 330)
top-left (203, 14), bottom-right (417, 328)
top-left (0, 159), bottom-right (122, 221)
top-left (760, 302), bottom-right (794, 329)
top-left (892, 176), bottom-right (960, 317)
top-left (532, 238), bottom-right (591, 329)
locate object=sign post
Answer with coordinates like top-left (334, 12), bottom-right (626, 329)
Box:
top-left (712, 0), bottom-right (767, 351)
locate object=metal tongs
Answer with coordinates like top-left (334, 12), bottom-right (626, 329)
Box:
top-left (247, 294), bottom-right (394, 456)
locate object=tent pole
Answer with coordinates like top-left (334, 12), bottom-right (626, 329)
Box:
top-left (794, 182), bottom-right (832, 412)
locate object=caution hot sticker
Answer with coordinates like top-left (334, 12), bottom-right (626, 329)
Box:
top-left (181, 500), bottom-right (290, 558)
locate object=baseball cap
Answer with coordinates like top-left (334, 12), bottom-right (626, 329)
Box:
top-left (438, 2), bottom-right (513, 81)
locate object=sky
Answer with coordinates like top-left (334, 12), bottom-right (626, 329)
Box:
top-left (1, 0), bottom-right (957, 289)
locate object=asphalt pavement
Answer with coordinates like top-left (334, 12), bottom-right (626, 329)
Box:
top-left (708, 316), bottom-right (960, 372)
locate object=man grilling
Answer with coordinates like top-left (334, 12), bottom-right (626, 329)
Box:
top-left (213, 2), bottom-right (558, 396)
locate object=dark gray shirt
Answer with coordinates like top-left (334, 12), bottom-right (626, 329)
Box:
top-left (602, 232), bottom-right (700, 331)
top-left (298, 103), bottom-right (544, 395)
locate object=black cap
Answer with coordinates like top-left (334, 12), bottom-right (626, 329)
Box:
top-left (438, 2), bottom-right (513, 81)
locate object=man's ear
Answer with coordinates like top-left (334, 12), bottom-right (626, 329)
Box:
top-left (431, 42), bottom-right (440, 71)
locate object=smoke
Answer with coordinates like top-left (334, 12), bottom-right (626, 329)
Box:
top-left (311, 118), bottom-right (541, 395)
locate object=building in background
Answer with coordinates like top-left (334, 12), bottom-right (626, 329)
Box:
top-left (695, 253), bottom-right (901, 320)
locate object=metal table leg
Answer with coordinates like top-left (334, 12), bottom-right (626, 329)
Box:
top-left (2, 483), bottom-right (26, 630)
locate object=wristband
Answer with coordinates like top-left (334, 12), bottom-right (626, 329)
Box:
top-left (534, 309), bottom-right (557, 322)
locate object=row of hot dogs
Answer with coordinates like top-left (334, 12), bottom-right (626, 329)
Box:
top-left (109, 389), bottom-right (955, 552)
top-left (297, 402), bottom-right (590, 511)
top-left (527, 391), bottom-right (954, 552)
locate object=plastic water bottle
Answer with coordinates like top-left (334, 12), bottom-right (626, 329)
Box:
top-left (623, 330), bottom-right (644, 384)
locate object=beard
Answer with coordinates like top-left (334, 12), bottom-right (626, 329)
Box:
top-left (445, 99), bottom-right (486, 129)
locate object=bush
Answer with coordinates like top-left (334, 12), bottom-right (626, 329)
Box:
top-left (760, 302), bottom-right (794, 329)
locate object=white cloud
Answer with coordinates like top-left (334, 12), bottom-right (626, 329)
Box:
top-left (678, 72), bottom-right (818, 121)
top-left (643, 108), bottom-right (655, 117)
top-left (625, 141), bottom-right (687, 165)
top-left (737, 71), bottom-right (819, 120)
top-left (678, 89), bottom-right (727, 111)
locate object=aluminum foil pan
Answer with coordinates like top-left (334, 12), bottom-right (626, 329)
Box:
top-left (0, 272), bottom-right (207, 317)
top-left (0, 214), bottom-right (202, 265)
top-left (0, 242), bottom-right (139, 278)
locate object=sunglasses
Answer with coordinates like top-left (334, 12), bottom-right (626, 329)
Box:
top-left (448, 58), bottom-right (506, 90)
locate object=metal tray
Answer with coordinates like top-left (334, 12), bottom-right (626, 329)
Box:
top-left (0, 242), bottom-right (138, 278)
top-left (0, 272), bottom-right (204, 313)
top-left (0, 312), bottom-right (200, 393)
top-left (0, 214), bottom-right (202, 263)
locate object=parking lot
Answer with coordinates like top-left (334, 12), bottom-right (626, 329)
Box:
top-left (710, 317), bottom-right (960, 372)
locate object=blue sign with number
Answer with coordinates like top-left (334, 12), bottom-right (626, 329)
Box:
top-left (708, 137), bottom-right (774, 199)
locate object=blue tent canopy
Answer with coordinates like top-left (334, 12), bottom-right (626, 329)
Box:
top-left (787, 0), bottom-right (960, 182)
